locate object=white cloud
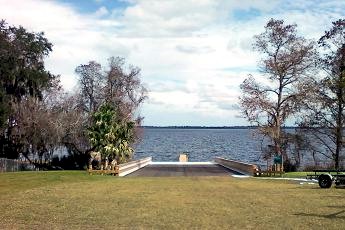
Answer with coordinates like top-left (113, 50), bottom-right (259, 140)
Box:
top-left (175, 45), bottom-right (215, 54)
top-left (115, 0), bottom-right (279, 38)
top-left (93, 6), bottom-right (109, 18)
top-left (0, 0), bottom-right (344, 125)
top-left (0, 0), bottom-right (127, 90)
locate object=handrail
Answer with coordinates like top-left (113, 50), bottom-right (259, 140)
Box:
top-left (214, 157), bottom-right (260, 176)
top-left (118, 157), bottom-right (152, 177)
top-left (88, 157), bottom-right (152, 176)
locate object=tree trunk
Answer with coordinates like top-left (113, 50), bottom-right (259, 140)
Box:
top-left (335, 55), bottom-right (345, 169)
top-left (335, 126), bottom-right (341, 169)
top-left (335, 80), bottom-right (342, 169)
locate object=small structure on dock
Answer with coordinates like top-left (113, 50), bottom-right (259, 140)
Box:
top-left (179, 153), bottom-right (188, 162)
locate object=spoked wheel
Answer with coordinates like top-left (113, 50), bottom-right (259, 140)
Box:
top-left (318, 174), bottom-right (332, 188)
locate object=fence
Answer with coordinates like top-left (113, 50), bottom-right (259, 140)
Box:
top-left (0, 158), bottom-right (35, 172)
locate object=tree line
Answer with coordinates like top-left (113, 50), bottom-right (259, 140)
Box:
top-left (240, 18), bottom-right (345, 170)
top-left (0, 20), bottom-right (147, 169)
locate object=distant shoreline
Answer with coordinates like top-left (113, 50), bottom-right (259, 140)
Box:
top-left (140, 126), bottom-right (297, 129)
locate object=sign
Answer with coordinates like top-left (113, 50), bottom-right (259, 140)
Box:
top-left (274, 155), bottom-right (282, 164)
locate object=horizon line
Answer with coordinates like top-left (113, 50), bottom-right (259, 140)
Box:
top-left (139, 125), bottom-right (298, 129)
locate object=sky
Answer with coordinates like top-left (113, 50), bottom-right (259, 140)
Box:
top-left (0, 0), bottom-right (344, 126)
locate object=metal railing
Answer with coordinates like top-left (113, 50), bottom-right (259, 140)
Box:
top-left (0, 158), bottom-right (35, 172)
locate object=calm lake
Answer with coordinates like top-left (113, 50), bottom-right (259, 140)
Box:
top-left (134, 128), bottom-right (266, 166)
top-left (133, 128), bottom-right (327, 169)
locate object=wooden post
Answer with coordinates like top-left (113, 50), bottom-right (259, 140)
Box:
top-left (114, 165), bottom-right (119, 176)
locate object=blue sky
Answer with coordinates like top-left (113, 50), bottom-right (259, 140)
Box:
top-left (58, 0), bottom-right (130, 14)
top-left (1, 0), bottom-right (344, 126)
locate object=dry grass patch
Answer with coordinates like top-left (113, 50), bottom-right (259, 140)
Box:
top-left (0, 171), bottom-right (344, 229)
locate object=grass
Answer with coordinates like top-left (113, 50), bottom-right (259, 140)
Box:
top-left (284, 171), bottom-right (312, 178)
top-left (267, 171), bottom-right (345, 178)
top-left (1, 171), bottom-right (345, 229)
top-left (259, 171), bottom-right (314, 179)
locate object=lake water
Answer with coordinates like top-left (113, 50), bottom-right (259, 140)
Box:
top-left (134, 128), bottom-right (265, 166)
top-left (134, 128), bottom-right (328, 169)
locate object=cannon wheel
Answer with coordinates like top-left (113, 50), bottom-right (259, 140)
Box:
top-left (318, 174), bottom-right (332, 188)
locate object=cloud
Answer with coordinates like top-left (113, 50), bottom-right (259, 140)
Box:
top-left (116, 0), bottom-right (219, 37)
top-left (113, 0), bottom-right (282, 38)
top-left (0, 0), bottom-right (127, 90)
top-left (1, 0), bottom-right (344, 125)
top-left (146, 70), bottom-right (248, 120)
top-left (93, 6), bottom-right (109, 17)
top-left (175, 45), bottom-right (215, 54)
top-left (148, 81), bottom-right (190, 93)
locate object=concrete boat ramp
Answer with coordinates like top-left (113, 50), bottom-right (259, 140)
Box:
top-left (126, 162), bottom-right (242, 177)
top-left (117, 157), bottom-right (260, 177)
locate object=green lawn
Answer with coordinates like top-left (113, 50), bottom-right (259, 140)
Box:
top-left (283, 171), bottom-right (313, 178)
top-left (0, 171), bottom-right (344, 229)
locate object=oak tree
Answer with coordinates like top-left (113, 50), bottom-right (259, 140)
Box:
top-left (0, 20), bottom-right (57, 159)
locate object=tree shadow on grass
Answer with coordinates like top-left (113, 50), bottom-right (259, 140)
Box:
top-left (295, 207), bottom-right (345, 219)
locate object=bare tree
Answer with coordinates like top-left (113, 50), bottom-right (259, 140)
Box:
top-left (10, 80), bottom-right (65, 166)
top-left (298, 19), bottom-right (345, 169)
top-left (75, 61), bottom-right (103, 113)
top-left (104, 57), bottom-right (147, 123)
top-left (75, 57), bottom-right (147, 123)
top-left (240, 19), bottom-right (317, 168)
